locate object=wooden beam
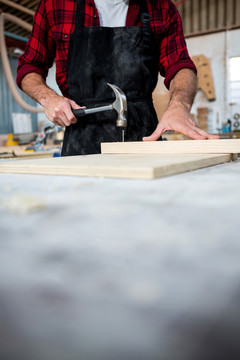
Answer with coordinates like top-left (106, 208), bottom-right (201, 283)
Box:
top-left (0, 0), bottom-right (35, 16)
top-left (101, 139), bottom-right (240, 154)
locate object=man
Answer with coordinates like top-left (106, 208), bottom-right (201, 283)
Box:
top-left (17, 0), bottom-right (218, 156)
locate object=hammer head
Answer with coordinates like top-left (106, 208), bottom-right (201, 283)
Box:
top-left (108, 83), bottom-right (127, 128)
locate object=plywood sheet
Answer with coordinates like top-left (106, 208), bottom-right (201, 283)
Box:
top-left (101, 139), bottom-right (240, 155)
top-left (0, 152), bottom-right (53, 160)
top-left (0, 153), bottom-right (232, 180)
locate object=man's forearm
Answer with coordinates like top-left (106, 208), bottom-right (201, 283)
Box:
top-left (168, 69), bottom-right (198, 111)
top-left (21, 73), bottom-right (59, 107)
top-left (143, 68), bottom-right (219, 140)
top-left (21, 72), bottom-right (81, 127)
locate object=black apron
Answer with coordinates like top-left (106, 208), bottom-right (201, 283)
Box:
top-left (62, 0), bottom-right (160, 156)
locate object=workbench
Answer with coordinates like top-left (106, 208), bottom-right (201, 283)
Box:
top-left (0, 160), bottom-right (240, 360)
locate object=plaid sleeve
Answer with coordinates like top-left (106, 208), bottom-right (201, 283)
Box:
top-left (158, 1), bottom-right (197, 89)
top-left (16, 0), bottom-right (55, 89)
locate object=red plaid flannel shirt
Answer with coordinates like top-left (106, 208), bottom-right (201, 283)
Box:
top-left (17, 0), bottom-right (197, 96)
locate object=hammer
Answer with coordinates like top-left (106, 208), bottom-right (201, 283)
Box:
top-left (72, 84), bottom-right (127, 141)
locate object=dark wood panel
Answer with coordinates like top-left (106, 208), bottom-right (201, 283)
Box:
top-left (178, 0), bottom-right (239, 36)
top-left (0, 0), bottom-right (37, 38)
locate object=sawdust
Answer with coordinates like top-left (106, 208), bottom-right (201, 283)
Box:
top-left (0, 194), bottom-right (46, 214)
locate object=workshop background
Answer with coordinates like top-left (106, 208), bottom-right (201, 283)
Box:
top-left (1, 1), bottom-right (240, 360)
top-left (0, 0), bottom-right (240, 143)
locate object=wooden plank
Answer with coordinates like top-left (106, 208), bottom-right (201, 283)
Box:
top-left (101, 140), bottom-right (240, 154)
top-left (179, 2), bottom-right (186, 34)
top-left (226, 0), bottom-right (234, 26)
top-left (217, 0), bottom-right (225, 28)
top-left (236, 0), bottom-right (240, 26)
top-left (201, 0), bottom-right (208, 31)
top-left (183, 0), bottom-right (191, 35)
top-left (0, 153), bottom-right (233, 180)
top-left (192, 0), bottom-right (199, 33)
top-left (209, 0), bottom-right (217, 29)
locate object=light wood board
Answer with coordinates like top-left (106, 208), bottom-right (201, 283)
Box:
top-left (101, 139), bottom-right (240, 154)
top-left (0, 153), bottom-right (233, 180)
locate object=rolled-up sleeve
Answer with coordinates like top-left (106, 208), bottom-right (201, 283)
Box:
top-left (158, 1), bottom-right (197, 89)
top-left (16, 0), bottom-right (55, 89)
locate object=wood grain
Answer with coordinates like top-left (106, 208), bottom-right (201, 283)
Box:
top-left (0, 153), bottom-right (233, 180)
top-left (101, 139), bottom-right (240, 154)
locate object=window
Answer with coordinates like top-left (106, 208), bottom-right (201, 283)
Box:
top-left (230, 57), bottom-right (240, 104)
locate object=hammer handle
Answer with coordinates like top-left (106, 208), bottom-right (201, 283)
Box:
top-left (73, 104), bottom-right (113, 118)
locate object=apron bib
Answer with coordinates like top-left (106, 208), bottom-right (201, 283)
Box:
top-left (63, 0), bottom-right (160, 156)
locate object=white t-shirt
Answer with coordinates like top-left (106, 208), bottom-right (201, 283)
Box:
top-left (94, 0), bottom-right (129, 27)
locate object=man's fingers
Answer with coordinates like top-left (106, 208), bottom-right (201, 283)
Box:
top-left (142, 124), bottom-right (165, 141)
top-left (207, 133), bottom-right (220, 139)
top-left (69, 100), bottom-right (81, 123)
top-left (185, 128), bottom-right (207, 140)
top-left (53, 107), bottom-right (72, 126)
top-left (45, 110), bottom-right (67, 127)
top-left (70, 100), bottom-right (83, 109)
top-left (143, 121), bottom-right (220, 142)
top-left (62, 101), bottom-right (78, 125)
top-left (51, 98), bottom-right (82, 126)
top-left (194, 127), bottom-right (220, 139)
top-left (53, 100), bottom-right (81, 126)
top-left (45, 96), bottom-right (88, 126)
top-left (52, 118), bottom-right (65, 127)
top-left (69, 100), bottom-right (86, 124)
top-left (178, 123), bottom-right (220, 140)
top-left (179, 122), bottom-right (211, 139)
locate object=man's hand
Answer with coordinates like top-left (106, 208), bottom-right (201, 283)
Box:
top-left (41, 94), bottom-right (83, 127)
top-left (143, 68), bottom-right (219, 141)
top-left (143, 102), bottom-right (219, 141)
top-left (21, 73), bottom-right (84, 127)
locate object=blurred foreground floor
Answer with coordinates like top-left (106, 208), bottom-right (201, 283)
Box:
top-left (0, 160), bottom-right (240, 360)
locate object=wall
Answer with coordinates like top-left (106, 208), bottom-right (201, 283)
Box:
top-left (153, 28), bottom-right (240, 133)
top-left (0, 56), bottom-right (38, 134)
top-left (188, 28), bottom-right (240, 132)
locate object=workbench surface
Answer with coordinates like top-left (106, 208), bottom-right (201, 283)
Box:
top-left (0, 160), bottom-right (240, 360)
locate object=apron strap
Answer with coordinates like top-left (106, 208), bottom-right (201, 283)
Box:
top-left (141, 0), bottom-right (152, 50)
top-left (75, 0), bottom-right (85, 28)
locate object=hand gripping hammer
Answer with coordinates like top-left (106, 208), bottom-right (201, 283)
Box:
top-left (72, 84), bottom-right (127, 141)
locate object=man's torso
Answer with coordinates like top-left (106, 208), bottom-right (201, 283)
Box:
top-left (47, 0), bottom-right (167, 95)
top-left (94, 0), bottom-right (129, 27)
